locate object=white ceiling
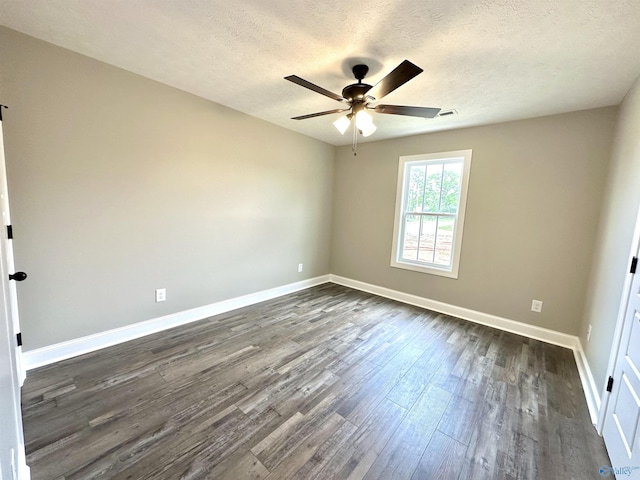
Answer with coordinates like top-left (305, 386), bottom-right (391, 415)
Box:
top-left (1, 0), bottom-right (640, 146)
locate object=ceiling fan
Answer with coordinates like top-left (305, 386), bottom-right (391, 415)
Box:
top-left (285, 60), bottom-right (441, 139)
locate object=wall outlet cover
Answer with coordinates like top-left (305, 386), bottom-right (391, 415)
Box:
top-left (531, 299), bottom-right (543, 313)
top-left (155, 288), bottom-right (166, 303)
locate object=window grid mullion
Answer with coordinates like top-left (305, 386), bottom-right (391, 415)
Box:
top-left (405, 212), bottom-right (456, 217)
top-left (414, 166), bottom-right (429, 261)
top-left (437, 164), bottom-right (445, 212)
top-left (432, 215), bottom-right (439, 264)
top-left (415, 213), bottom-right (424, 262)
top-left (421, 162), bottom-right (429, 213)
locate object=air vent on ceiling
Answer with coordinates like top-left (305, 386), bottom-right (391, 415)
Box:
top-left (438, 109), bottom-right (458, 117)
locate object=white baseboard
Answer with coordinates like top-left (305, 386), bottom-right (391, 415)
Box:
top-left (330, 274), bottom-right (601, 425)
top-left (573, 341), bottom-right (601, 425)
top-left (22, 275), bottom-right (331, 370)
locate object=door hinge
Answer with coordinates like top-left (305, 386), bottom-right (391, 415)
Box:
top-left (606, 376), bottom-right (614, 392)
top-left (16, 332), bottom-right (22, 347)
top-left (631, 256), bottom-right (638, 274)
top-left (6, 225), bottom-right (12, 239)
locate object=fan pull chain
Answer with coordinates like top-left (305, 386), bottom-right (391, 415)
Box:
top-left (352, 126), bottom-right (358, 156)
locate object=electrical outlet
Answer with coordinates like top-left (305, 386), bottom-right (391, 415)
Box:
top-left (155, 288), bottom-right (166, 303)
top-left (587, 324), bottom-right (592, 342)
top-left (531, 299), bottom-right (543, 313)
top-left (298, 263), bottom-right (303, 273)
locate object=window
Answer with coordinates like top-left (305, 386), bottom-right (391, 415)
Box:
top-left (390, 150), bottom-right (472, 278)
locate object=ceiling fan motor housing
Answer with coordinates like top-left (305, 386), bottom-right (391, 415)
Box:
top-left (342, 64), bottom-right (374, 104)
top-left (342, 83), bottom-right (373, 104)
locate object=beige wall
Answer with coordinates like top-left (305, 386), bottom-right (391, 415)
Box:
top-left (331, 109), bottom-right (616, 335)
top-left (580, 74), bottom-right (640, 389)
top-left (0, 27), bottom-right (334, 350)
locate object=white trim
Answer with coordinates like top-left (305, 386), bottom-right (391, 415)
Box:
top-left (574, 340), bottom-right (601, 425)
top-left (330, 274), bottom-right (601, 424)
top-left (22, 275), bottom-right (331, 370)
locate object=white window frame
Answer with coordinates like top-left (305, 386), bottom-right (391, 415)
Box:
top-left (390, 149), bottom-right (472, 279)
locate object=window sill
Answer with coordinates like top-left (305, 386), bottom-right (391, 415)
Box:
top-left (390, 260), bottom-right (459, 279)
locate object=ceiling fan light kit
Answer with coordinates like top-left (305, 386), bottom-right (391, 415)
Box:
top-left (332, 114), bottom-right (352, 135)
top-left (285, 59), bottom-right (442, 153)
top-left (355, 110), bottom-right (376, 137)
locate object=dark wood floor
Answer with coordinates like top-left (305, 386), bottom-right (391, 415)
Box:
top-left (22, 284), bottom-right (610, 479)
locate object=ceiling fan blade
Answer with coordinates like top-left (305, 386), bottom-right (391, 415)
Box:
top-left (285, 75), bottom-right (346, 103)
top-left (291, 109), bottom-right (349, 120)
top-left (373, 105), bottom-right (441, 118)
top-left (365, 60), bottom-right (423, 101)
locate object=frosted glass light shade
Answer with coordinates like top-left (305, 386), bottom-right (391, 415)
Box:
top-left (333, 115), bottom-right (351, 135)
top-left (356, 110), bottom-right (376, 137)
top-left (360, 122), bottom-right (377, 137)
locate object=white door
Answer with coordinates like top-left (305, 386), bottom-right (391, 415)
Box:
top-left (603, 248), bottom-right (640, 479)
top-left (0, 111), bottom-right (29, 479)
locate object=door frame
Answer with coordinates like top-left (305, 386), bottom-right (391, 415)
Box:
top-left (0, 111), bottom-right (25, 386)
top-left (0, 111), bottom-right (30, 479)
top-left (597, 203), bottom-right (640, 434)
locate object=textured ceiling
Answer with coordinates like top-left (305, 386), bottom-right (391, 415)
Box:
top-left (1, 0), bottom-right (640, 146)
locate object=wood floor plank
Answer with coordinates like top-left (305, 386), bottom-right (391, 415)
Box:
top-left (437, 394), bottom-right (481, 446)
top-left (458, 376), bottom-right (509, 480)
top-left (263, 412), bottom-right (345, 480)
top-left (257, 398), bottom-right (344, 471)
top-left (21, 284), bottom-right (611, 480)
top-left (411, 430), bottom-right (467, 480)
top-left (288, 417), bottom-right (359, 480)
top-left (250, 412), bottom-right (305, 459)
top-left (363, 384), bottom-right (452, 480)
top-left (205, 448), bottom-right (270, 480)
top-left (314, 398), bottom-right (406, 480)
top-left (338, 345), bottom-right (424, 426)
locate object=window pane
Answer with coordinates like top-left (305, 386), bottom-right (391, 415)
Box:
top-left (423, 163), bottom-right (443, 212)
top-left (417, 215), bottom-right (436, 263)
top-left (406, 165), bottom-right (426, 212)
top-left (402, 214), bottom-right (420, 261)
top-left (440, 163), bottom-right (462, 214)
top-left (434, 216), bottom-right (455, 266)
